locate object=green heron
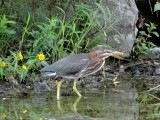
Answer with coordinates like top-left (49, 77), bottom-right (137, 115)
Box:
top-left (41, 50), bottom-right (124, 100)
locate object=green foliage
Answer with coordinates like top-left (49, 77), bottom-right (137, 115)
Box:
top-left (135, 22), bottom-right (157, 55)
top-left (144, 23), bottom-right (159, 37)
top-left (154, 2), bottom-right (160, 12)
top-left (25, 3), bottom-right (112, 61)
top-left (20, 13), bottom-right (31, 50)
top-left (0, 51), bottom-right (45, 82)
top-left (0, 1), bottom-right (116, 82)
top-left (0, 15), bottom-right (16, 52)
top-left (0, 58), bottom-right (5, 79)
top-left (135, 40), bottom-right (155, 54)
top-left (26, 17), bottom-right (64, 60)
top-left (0, 15), bottom-right (16, 34)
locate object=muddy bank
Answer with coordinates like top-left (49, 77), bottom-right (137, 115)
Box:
top-left (0, 61), bottom-right (160, 120)
top-left (0, 60), bottom-right (160, 99)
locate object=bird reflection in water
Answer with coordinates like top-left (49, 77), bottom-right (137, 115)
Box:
top-left (57, 97), bottom-right (81, 113)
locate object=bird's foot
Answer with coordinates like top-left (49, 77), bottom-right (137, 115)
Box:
top-left (73, 86), bottom-right (82, 97)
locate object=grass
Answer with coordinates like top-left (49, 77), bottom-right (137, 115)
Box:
top-left (0, 1), bottom-right (117, 82)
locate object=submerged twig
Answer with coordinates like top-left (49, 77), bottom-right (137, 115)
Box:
top-left (148, 93), bottom-right (160, 101)
top-left (148, 84), bottom-right (160, 91)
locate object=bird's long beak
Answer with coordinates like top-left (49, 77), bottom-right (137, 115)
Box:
top-left (100, 53), bottom-right (112, 59)
top-left (111, 51), bottom-right (125, 60)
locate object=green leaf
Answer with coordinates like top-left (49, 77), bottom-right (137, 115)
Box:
top-left (55, 6), bottom-right (65, 14)
top-left (4, 29), bottom-right (16, 34)
top-left (147, 41), bottom-right (156, 48)
top-left (95, 3), bottom-right (107, 20)
top-left (147, 34), bottom-right (152, 38)
top-left (152, 32), bottom-right (159, 37)
top-left (139, 31), bottom-right (147, 36)
top-left (6, 21), bottom-right (16, 24)
top-left (144, 23), bottom-right (150, 27)
top-left (26, 12), bottom-right (31, 27)
top-left (154, 2), bottom-right (160, 12)
top-left (33, 40), bottom-right (39, 48)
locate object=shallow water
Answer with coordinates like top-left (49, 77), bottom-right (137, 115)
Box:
top-left (0, 77), bottom-right (159, 120)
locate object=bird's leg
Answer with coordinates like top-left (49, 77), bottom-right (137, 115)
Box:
top-left (57, 100), bottom-right (62, 111)
top-left (57, 80), bottom-right (63, 100)
top-left (73, 79), bottom-right (82, 97)
top-left (102, 65), bottom-right (106, 78)
top-left (73, 97), bottom-right (81, 112)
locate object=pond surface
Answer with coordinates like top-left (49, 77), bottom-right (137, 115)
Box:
top-left (0, 77), bottom-right (160, 120)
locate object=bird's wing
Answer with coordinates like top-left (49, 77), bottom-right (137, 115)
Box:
top-left (42, 53), bottom-right (90, 78)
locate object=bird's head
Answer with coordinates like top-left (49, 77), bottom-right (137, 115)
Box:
top-left (89, 50), bottom-right (112, 60)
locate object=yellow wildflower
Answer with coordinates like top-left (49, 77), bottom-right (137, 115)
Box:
top-left (0, 62), bottom-right (6, 67)
top-left (1, 113), bottom-right (6, 119)
top-left (39, 118), bottom-right (42, 120)
top-left (20, 117), bottom-right (23, 120)
top-left (22, 109), bottom-right (28, 113)
top-left (18, 52), bottom-right (23, 60)
top-left (22, 65), bottom-right (27, 70)
top-left (37, 53), bottom-right (45, 61)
